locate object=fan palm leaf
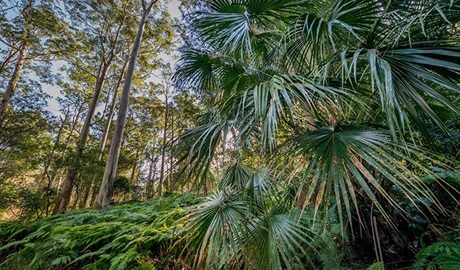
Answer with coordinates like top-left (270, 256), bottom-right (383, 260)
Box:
top-left (184, 170), bottom-right (324, 270)
top-left (281, 125), bottom-right (449, 229)
top-left (248, 207), bottom-right (319, 270)
top-left (173, 49), bottom-right (220, 93)
top-left (185, 190), bottom-right (253, 269)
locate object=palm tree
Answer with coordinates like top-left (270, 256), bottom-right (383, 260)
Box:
top-left (185, 165), bottom-right (334, 270)
top-left (175, 0), bottom-right (460, 268)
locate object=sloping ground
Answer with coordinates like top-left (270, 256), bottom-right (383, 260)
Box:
top-left (0, 194), bottom-right (202, 270)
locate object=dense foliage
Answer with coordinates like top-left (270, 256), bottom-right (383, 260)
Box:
top-left (0, 194), bottom-right (202, 270)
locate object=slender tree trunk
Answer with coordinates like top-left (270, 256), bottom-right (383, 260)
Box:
top-left (0, 48), bottom-right (18, 76)
top-left (79, 67), bottom-right (126, 208)
top-left (95, 1), bottom-right (156, 209)
top-left (0, 0), bottom-right (32, 123)
top-left (130, 151), bottom-right (139, 181)
top-left (0, 43), bottom-right (28, 124)
top-left (72, 185), bottom-right (80, 209)
top-left (79, 182), bottom-right (92, 209)
top-left (45, 110), bottom-right (69, 216)
top-left (146, 156), bottom-right (156, 199)
top-left (100, 74), bottom-right (123, 151)
top-left (53, 62), bottom-right (110, 214)
top-left (169, 108), bottom-right (174, 192)
top-left (158, 93), bottom-right (169, 196)
top-left (64, 102), bottom-right (85, 152)
top-left (49, 101), bottom-right (85, 188)
top-left (53, 3), bottom-right (128, 208)
top-left (43, 109), bottom-right (69, 183)
top-left (53, 6), bottom-right (126, 210)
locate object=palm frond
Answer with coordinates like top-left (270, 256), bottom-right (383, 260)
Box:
top-left (173, 49), bottom-right (220, 94)
top-left (282, 125), bottom-right (447, 226)
top-left (249, 208), bottom-right (319, 270)
top-left (175, 112), bottom-right (232, 181)
top-left (219, 161), bottom-right (254, 190)
top-left (287, 0), bottom-right (380, 70)
top-left (184, 190), bottom-right (253, 269)
top-left (234, 74), bottom-right (348, 151)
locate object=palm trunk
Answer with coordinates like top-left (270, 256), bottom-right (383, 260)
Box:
top-left (95, 0), bottom-right (156, 209)
top-left (53, 62), bottom-right (110, 214)
top-left (0, 43), bottom-right (28, 124)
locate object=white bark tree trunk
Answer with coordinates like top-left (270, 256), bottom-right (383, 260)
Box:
top-left (158, 91), bottom-right (169, 196)
top-left (79, 61), bottom-right (127, 208)
top-left (94, 0), bottom-right (157, 209)
top-left (53, 61), bottom-right (110, 214)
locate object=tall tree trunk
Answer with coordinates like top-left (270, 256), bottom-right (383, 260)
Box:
top-left (0, 43), bottom-right (28, 124)
top-left (53, 61), bottom-right (110, 214)
top-left (79, 67), bottom-right (126, 209)
top-left (79, 179), bottom-right (93, 209)
top-left (158, 92), bottom-right (169, 196)
top-left (0, 0), bottom-right (32, 123)
top-left (121, 109), bottom-right (134, 149)
top-left (43, 109), bottom-right (70, 183)
top-left (95, 0), bottom-right (156, 209)
top-left (100, 59), bottom-right (128, 153)
top-left (47, 103), bottom-right (84, 197)
top-left (54, 10), bottom-right (125, 211)
top-left (63, 102), bottom-right (85, 152)
top-left (146, 156), bottom-right (156, 199)
top-left (169, 108), bottom-right (174, 192)
top-left (130, 150), bottom-right (139, 181)
top-left (44, 110), bottom-right (69, 216)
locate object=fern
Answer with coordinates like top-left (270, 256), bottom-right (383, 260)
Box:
top-left (367, 262), bottom-right (385, 270)
top-left (0, 194), bottom-right (202, 270)
top-left (51, 255), bottom-right (73, 266)
top-left (413, 223), bottom-right (460, 270)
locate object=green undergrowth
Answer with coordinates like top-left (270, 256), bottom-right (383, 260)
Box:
top-left (0, 193), bottom-right (203, 270)
top-left (412, 222), bottom-right (460, 270)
